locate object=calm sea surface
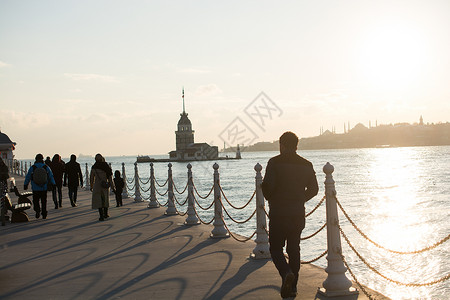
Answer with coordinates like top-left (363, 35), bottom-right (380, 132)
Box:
top-left (21, 146), bottom-right (450, 299)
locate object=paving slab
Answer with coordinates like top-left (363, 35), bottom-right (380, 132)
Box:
top-left (0, 176), bottom-right (389, 300)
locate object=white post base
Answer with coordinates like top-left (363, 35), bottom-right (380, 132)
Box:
top-left (316, 287), bottom-right (359, 299)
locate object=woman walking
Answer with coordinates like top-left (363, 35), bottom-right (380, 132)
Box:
top-left (90, 154), bottom-right (115, 221)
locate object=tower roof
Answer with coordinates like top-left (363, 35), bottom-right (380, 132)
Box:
top-left (178, 112), bottom-right (192, 126)
top-left (177, 87), bottom-right (192, 126)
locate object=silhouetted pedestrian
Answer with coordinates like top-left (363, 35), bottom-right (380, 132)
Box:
top-left (113, 170), bottom-right (124, 207)
top-left (262, 132), bottom-right (319, 298)
top-left (24, 153), bottom-right (56, 219)
top-left (90, 154), bottom-right (115, 221)
top-left (64, 154), bottom-right (83, 207)
top-left (49, 154), bottom-right (65, 209)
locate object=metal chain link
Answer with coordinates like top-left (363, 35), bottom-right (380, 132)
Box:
top-left (155, 177), bottom-right (169, 187)
top-left (219, 213), bottom-right (257, 242)
top-left (125, 177), bottom-right (135, 184)
top-left (171, 178), bottom-right (188, 194)
top-left (138, 176), bottom-right (151, 185)
top-left (193, 195), bottom-right (215, 211)
top-left (301, 250), bottom-right (328, 264)
top-left (173, 194), bottom-right (188, 206)
top-left (301, 223), bottom-right (327, 240)
top-left (336, 197), bottom-right (450, 254)
top-left (339, 225), bottom-right (450, 287)
top-left (219, 184), bottom-right (256, 210)
top-left (193, 182), bottom-right (214, 199)
top-left (340, 253), bottom-right (377, 300)
top-left (126, 182), bottom-right (136, 191)
top-left (155, 187), bottom-right (168, 197)
top-left (193, 206), bottom-right (215, 224)
top-left (305, 195), bottom-right (325, 218)
top-left (140, 185), bottom-right (151, 193)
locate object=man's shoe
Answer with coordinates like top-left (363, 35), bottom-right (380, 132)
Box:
top-left (54, 205), bottom-right (58, 209)
top-left (290, 286), bottom-right (297, 298)
top-left (42, 213), bottom-right (47, 219)
top-left (281, 272), bottom-right (295, 298)
top-left (99, 217), bottom-right (105, 221)
top-left (35, 212), bottom-right (40, 219)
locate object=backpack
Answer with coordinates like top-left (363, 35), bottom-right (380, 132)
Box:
top-left (32, 165), bottom-right (48, 186)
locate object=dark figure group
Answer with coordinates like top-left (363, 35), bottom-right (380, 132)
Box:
top-left (24, 153), bottom-right (85, 220)
top-left (262, 131), bottom-right (319, 298)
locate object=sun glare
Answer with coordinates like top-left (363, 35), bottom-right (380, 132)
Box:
top-left (358, 21), bottom-right (429, 91)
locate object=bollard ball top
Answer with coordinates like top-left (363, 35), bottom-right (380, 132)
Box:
top-left (213, 163), bottom-right (219, 169)
top-left (187, 163), bottom-right (192, 169)
top-left (168, 163), bottom-right (172, 168)
top-left (150, 162), bottom-right (153, 167)
top-left (254, 163), bottom-right (262, 172)
top-left (323, 162), bottom-right (334, 174)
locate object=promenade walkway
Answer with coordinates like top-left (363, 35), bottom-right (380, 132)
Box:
top-left (1, 176), bottom-right (389, 300)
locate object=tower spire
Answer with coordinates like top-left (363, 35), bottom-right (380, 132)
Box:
top-left (182, 87), bottom-right (185, 114)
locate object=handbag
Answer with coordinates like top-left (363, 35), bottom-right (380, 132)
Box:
top-left (101, 180), bottom-right (111, 188)
top-left (95, 169), bottom-right (111, 188)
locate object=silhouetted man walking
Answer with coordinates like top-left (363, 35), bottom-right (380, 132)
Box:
top-left (64, 154), bottom-right (83, 207)
top-left (262, 131), bottom-right (319, 298)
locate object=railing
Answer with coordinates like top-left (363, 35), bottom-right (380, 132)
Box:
top-left (6, 158), bottom-right (449, 298)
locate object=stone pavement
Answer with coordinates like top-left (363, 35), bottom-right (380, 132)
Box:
top-left (0, 176), bottom-right (389, 300)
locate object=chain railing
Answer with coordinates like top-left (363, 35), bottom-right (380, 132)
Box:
top-left (9, 157), bottom-right (448, 298)
top-left (317, 162), bottom-right (449, 299)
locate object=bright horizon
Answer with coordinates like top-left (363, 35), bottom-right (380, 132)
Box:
top-left (1, 0), bottom-right (449, 159)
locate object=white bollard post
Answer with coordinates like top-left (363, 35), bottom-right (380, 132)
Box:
top-left (251, 163), bottom-right (270, 259)
top-left (20, 161), bottom-right (23, 177)
top-left (121, 163), bottom-right (129, 199)
top-left (134, 162), bottom-right (142, 202)
top-left (85, 163), bottom-right (90, 191)
top-left (317, 162), bottom-right (358, 297)
top-left (148, 163), bottom-right (159, 208)
top-left (165, 163), bottom-right (177, 215)
top-left (210, 163), bottom-right (229, 238)
top-left (184, 163), bottom-right (199, 225)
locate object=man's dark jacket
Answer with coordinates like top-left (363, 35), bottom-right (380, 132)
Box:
top-left (64, 160), bottom-right (83, 188)
top-left (262, 152), bottom-right (319, 217)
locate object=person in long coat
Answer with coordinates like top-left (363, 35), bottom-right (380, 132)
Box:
top-left (63, 154), bottom-right (83, 207)
top-left (90, 154), bottom-right (115, 221)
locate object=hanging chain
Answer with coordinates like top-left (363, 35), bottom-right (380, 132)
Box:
top-left (335, 196), bottom-right (450, 254)
top-left (301, 250), bottom-right (328, 264)
top-left (339, 225), bottom-right (450, 286)
top-left (305, 195), bottom-right (325, 217)
top-left (301, 223), bottom-right (327, 240)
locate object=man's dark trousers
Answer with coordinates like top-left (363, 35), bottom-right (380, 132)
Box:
top-left (33, 190), bottom-right (47, 215)
top-left (269, 215), bottom-right (305, 286)
top-left (68, 186), bottom-right (78, 205)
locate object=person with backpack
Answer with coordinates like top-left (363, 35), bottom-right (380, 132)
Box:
top-left (24, 153), bottom-right (56, 219)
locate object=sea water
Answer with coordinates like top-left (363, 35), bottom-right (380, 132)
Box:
top-left (21, 146), bottom-right (450, 299)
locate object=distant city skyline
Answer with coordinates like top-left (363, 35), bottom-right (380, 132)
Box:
top-left (1, 0), bottom-right (449, 159)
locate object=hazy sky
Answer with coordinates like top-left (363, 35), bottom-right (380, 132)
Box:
top-left (1, 0), bottom-right (449, 159)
